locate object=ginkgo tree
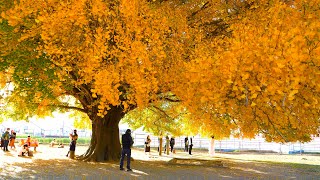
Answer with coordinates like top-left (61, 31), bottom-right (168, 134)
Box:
top-left (0, 0), bottom-right (319, 162)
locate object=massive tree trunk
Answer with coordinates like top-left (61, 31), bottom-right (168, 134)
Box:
top-left (78, 106), bottom-right (124, 162)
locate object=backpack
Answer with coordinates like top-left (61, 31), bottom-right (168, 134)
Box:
top-left (2, 132), bottom-right (9, 140)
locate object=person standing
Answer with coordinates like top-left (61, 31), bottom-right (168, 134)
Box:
top-left (9, 131), bottom-right (16, 149)
top-left (66, 129), bottom-right (78, 158)
top-left (209, 135), bottom-right (215, 156)
top-left (188, 136), bottom-right (193, 155)
top-left (164, 135), bottom-right (170, 155)
top-left (144, 135), bottom-right (151, 155)
top-left (26, 136), bottom-right (31, 147)
top-left (120, 129), bottom-right (134, 171)
top-left (170, 137), bottom-right (175, 153)
top-left (184, 137), bottom-right (189, 152)
top-left (2, 128), bottom-right (10, 152)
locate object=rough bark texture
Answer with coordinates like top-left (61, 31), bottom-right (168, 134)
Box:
top-left (78, 106), bottom-right (124, 162)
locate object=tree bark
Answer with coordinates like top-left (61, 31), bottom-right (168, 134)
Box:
top-left (159, 137), bottom-right (162, 156)
top-left (78, 106), bottom-right (124, 162)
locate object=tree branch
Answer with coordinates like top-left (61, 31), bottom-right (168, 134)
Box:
top-left (187, 1), bottom-right (210, 20)
top-left (150, 106), bottom-right (174, 121)
top-left (51, 104), bottom-right (87, 113)
top-left (157, 93), bottom-right (181, 102)
top-left (260, 108), bottom-right (288, 142)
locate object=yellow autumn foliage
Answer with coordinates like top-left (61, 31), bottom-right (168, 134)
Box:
top-left (0, 0), bottom-right (319, 143)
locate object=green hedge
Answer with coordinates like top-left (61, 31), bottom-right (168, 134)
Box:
top-left (16, 136), bottom-right (91, 145)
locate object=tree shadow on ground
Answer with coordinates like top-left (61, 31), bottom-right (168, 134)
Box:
top-left (1, 156), bottom-right (320, 179)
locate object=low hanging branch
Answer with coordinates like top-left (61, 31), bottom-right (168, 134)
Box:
top-left (261, 109), bottom-right (288, 143)
top-left (52, 104), bottom-right (87, 113)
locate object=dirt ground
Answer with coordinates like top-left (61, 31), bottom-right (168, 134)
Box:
top-left (0, 145), bottom-right (319, 179)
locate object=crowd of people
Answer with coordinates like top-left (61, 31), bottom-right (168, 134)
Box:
top-left (3, 127), bottom-right (213, 172)
top-left (142, 135), bottom-right (215, 156)
top-left (1, 128), bottom-right (78, 158)
top-left (1, 128), bottom-right (16, 152)
top-left (119, 129), bottom-right (216, 172)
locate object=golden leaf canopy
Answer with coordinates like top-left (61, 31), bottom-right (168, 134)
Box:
top-left (1, 0), bottom-right (320, 142)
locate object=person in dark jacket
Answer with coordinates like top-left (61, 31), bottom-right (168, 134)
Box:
top-left (2, 128), bottom-right (10, 152)
top-left (170, 137), bottom-right (175, 153)
top-left (120, 129), bottom-right (134, 171)
top-left (184, 137), bottom-right (189, 152)
top-left (189, 136), bottom-right (193, 155)
top-left (66, 129), bottom-right (78, 158)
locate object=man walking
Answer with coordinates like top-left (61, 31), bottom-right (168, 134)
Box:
top-left (120, 129), bottom-right (134, 171)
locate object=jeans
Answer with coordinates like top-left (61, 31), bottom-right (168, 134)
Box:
top-left (119, 148), bottom-right (131, 169)
top-left (3, 140), bottom-right (9, 151)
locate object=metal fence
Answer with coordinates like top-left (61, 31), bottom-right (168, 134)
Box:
top-left (132, 133), bottom-right (320, 154)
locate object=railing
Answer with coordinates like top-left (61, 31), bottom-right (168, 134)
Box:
top-left (132, 133), bottom-right (320, 154)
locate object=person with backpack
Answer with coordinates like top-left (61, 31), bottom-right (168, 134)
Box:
top-left (2, 128), bottom-right (10, 152)
top-left (120, 129), bottom-right (134, 171)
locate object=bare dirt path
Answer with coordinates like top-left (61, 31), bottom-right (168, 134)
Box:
top-left (0, 145), bottom-right (319, 179)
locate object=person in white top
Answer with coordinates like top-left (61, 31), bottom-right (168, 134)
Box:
top-left (50, 139), bottom-right (56, 147)
top-left (18, 144), bottom-right (30, 156)
top-left (209, 135), bottom-right (215, 156)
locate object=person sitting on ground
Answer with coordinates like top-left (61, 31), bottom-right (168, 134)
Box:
top-left (18, 144), bottom-right (30, 156)
top-left (50, 139), bottom-right (56, 147)
top-left (58, 143), bottom-right (64, 148)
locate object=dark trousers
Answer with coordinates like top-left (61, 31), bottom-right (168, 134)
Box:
top-left (185, 145), bottom-right (188, 152)
top-left (170, 145), bottom-right (174, 152)
top-left (66, 141), bottom-right (76, 156)
top-left (69, 141), bottom-right (76, 151)
top-left (120, 148), bottom-right (131, 169)
top-left (3, 140), bottom-right (9, 151)
top-left (189, 145), bottom-right (193, 155)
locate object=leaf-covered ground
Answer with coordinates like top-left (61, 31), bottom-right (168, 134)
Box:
top-left (0, 145), bottom-right (319, 179)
